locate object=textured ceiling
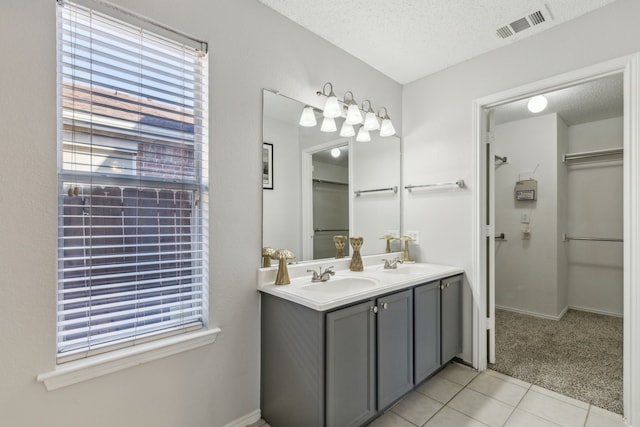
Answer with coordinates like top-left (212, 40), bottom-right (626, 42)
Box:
top-left (258, 0), bottom-right (619, 84)
top-left (494, 73), bottom-right (623, 126)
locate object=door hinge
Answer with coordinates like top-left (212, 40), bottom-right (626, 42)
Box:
top-left (485, 131), bottom-right (495, 145)
top-left (486, 317), bottom-right (495, 330)
top-left (484, 225), bottom-right (495, 237)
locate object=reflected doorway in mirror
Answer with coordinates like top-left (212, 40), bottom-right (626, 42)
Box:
top-left (263, 142), bottom-right (274, 190)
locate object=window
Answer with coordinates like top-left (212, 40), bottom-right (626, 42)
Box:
top-left (56, 1), bottom-right (209, 361)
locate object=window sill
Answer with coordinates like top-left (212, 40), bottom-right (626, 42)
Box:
top-left (37, 327), bottom-right (221, 391)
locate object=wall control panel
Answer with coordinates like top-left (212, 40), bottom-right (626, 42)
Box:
top-left (515, 179), bottom-right (537, 201)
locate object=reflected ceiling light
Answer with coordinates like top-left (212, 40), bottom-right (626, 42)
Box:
top-left (527, 95), bottom-right (548, 113)
top-left (378, 107), bottom-right (396, 137)
top-left (299, 106), bottom-right (317, 127)
top-left (356, 126), bottom-right (371, 142)
top-left (320, 117), bottom-right (337, 132)
top-left (362, 100), bottom-right (380, 131)
top-left (320, 82), bottom-right (342, 118)
top-left (339, 121), bottom-right (355, 137)
top-left (343, 91), bottom-right (363, 125)
top-left (331, 148), bottom-right (341, 158)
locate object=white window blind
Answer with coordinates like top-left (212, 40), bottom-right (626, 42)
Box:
top-left (56, 1), bottom-right (209, 361)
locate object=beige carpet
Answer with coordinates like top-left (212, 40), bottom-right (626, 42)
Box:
top-left (490, 309), bottom-right (623, 414)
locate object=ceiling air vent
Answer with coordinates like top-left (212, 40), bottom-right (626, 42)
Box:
top-left (496, 6), bottom-right (553, 39)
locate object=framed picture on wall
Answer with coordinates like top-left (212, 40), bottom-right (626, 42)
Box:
top-left (263, 142), bottom-right (274, 190)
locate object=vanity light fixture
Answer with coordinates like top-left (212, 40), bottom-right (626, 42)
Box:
top-left (320, 116), bottom-right (337, 132)
top-left (356, 126), bottom-right (371, 142)
top-left (379, 107), bottom-right (396, 137)
top-left (527, 95), bottom-right (548, 113)
top-left (299, 106), bottom-right (317, 127)
top-left (339, 121), bottom-right (356, 137)
top-left (308, 82), bottom-right (396, 139)
top-left (320, 82), bottom-right (342, 118)
top-left (362, 100), bottom-right (380, 131)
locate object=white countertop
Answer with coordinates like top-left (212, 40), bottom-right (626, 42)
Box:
top-left (257, 255), bottom-right (464, 311)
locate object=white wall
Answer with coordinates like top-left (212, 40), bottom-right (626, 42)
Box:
top-left (352, 135), bottom-right (402, 255)
top-left (567, 117), bottom-right (624, 316)
top-left (494, 113), bottom-right (566, 318)
top-left (0, 1), bottom-right (401, 426)
top-left (491, 113), bottom-right (621, 320)
top-left (263, 116), bottom-right (302, 256)
top-left (402, 0), bottom-right (640, 362)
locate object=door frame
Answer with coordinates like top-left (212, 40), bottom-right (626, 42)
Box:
top-left (470, 53), bottom-right (640, 424)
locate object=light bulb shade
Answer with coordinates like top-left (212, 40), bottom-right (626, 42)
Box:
top-left (320, 117), bottom-right (337, 132)
top-left (345, 103), bottom-right (363, 125)
top-left (356, 127), bottom-right (371, 142)
top-left (299, 106), bottom-right (317, 127)
top-left (323, 95), bottom-right (342, 118)
top-left (379, 117), bottom-right (396, 137)
top-left (339, 121), bottom-right (355, 137)
top-left (363, 111), bottom-right (380, 131)
top-left (527, 95), bottom-right (548, 113)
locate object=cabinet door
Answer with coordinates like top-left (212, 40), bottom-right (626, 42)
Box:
top-left (441, 275), bottom-right (463, 363)
top-left (414, 281), bottom-right (441, 384)
top-left (377, 289), bottom-right (414, 410)
top-left (326, 300), bottom-right (376, 427)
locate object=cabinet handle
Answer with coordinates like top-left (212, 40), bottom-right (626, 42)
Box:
top-left (446, 283), bottom-right (450, 288)
top-left (440, 284), bottom-right (444, 290)
top-left (370, 306), bottom-right (378, 313)
top-left (381, 302), bottom-right (388, 310)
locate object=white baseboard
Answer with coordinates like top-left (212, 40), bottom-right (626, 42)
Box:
top-left (496, 305), bottom-right (567, 321)
top-left (569, 305), bottom-right (623, 318)
top-left (221, 409), bottom-right (261, 427)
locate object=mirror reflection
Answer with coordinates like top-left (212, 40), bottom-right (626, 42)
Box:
top-left (262, 89), bottom-right (401, 262)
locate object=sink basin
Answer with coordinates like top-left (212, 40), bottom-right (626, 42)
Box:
top-left (282, 276), bottom-right (380, 302)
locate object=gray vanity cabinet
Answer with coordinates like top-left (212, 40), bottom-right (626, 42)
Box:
top-left (414, 275), bottom-right (463, 384)
top-left (414, 281), bottom-right (441, 384)
top-left (326, 300), bottom-right (376, 427)
top-left (261, 293), bottom-right (325, 427)
top-left (327, 289), bottom-right (413, 425)
top-left (376, 289), bottom-right (413, 409)
top-left (441, 275), bottom-right (463, 363)
top-left (261, 274), bottom-right (461, 427)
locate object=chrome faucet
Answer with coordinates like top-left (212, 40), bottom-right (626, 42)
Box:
top-left (382, 257), bottom-right (403, 269)
top-left (307, 266), bottom-right (335, 282)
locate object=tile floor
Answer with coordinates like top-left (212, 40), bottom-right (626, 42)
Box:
top-left (250, 362), bottom-right (627, 427)
top-left (369, 363), bottom-right (626, 427)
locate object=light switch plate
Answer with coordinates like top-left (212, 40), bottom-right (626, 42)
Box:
top-left (520, 212), bottom-right (530, 224)
top-left (406, 230), bottom-right (420, 244)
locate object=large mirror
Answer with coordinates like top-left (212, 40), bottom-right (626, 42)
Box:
top-left (262, 89), bottom-right (401, 262)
